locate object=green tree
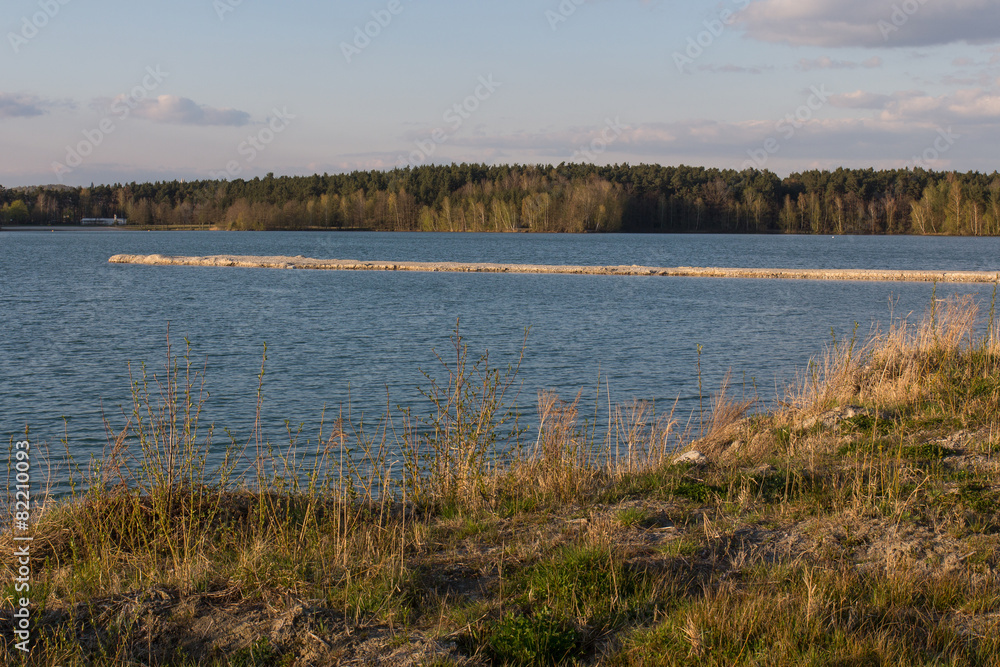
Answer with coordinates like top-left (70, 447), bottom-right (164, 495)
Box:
top-left (2, 200), bottom-right (29, 225)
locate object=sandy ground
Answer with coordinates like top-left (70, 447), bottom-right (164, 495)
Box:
top-left (109, 254), bottom-right (1000, 283)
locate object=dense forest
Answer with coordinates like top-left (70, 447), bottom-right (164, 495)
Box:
top-left (2, 163), bottom-right (1000, 235)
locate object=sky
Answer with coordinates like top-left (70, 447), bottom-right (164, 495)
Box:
top-left (2, 0), bottom-right (999, 187)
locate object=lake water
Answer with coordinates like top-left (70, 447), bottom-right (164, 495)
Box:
top-left (3, 229), bottom-right (999, 493)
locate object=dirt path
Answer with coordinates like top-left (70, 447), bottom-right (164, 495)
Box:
top-left (108, 254), bottom-right (1000, 283)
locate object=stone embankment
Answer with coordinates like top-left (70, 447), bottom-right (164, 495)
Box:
top-left (108, 254), bottom-right (1000, 283)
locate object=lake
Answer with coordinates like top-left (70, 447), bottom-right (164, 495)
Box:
top-left (3, 229), bottom-right (998, 493)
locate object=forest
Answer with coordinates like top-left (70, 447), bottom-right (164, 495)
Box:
top-left (2, 163), bottom-right (1000, 235)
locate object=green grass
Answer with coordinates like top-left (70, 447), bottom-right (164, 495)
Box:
top-left (485, 610), bottom-right (581, 666)
top-left (521, 545), bottom-right (628, 619)
top-left (841, 413), bottom-right (895, 436)
top-left (229, 638), bottom-right (290, 667)
top-left (672, 480), bottom-right (723, 504)
top-left (617, 507), bottom-right (651, 529)
top-left (900, 442), bottom-right (952, 460)
top-left (958, 482), bottom-right (1000, 514)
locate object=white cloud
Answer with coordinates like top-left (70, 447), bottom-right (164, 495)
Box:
top-left (738, 0), bottom-right (1000, 48)
top-left (883, 88), bottom-right (1000, 122)
top-left (121, 95), bottom-right (251, 127)
top-left (830, 90), bottom-right (921, 109)
top-left (831, 87), bottom-right (1000, 123)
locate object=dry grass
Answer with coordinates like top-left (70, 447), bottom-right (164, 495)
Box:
top-left (2, 297), bottom-right (999, 665)
top-left (794, 293), bottom-right (1000, 416)
top-left (684, 371), bottom-right (758, 461)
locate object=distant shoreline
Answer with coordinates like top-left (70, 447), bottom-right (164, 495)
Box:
top-left (108, 253), bottom-right (1000, 283)
top-left (0, 225), bottom-right (378, 232)
top-left (3, 224), bottom-right (999, 238)
top-left (6, 164), bottom-right (1000, 235)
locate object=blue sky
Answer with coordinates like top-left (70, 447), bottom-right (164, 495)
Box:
top-left (2, 0), bottom-right (999, 186)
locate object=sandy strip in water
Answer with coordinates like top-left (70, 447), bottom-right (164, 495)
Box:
top-left (108, 254), bottom-right (1000, 283)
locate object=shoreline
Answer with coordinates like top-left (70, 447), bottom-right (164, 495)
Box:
top-left (109, 253), bottom-right (1000, 283)
top-left (2, 296), bottom-right (999, 664)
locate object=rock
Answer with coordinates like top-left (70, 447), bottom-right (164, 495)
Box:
top-left (795, 405), bottom-right (890, 431)
top-left (673, 450), bottom-right (706, 465)
top-left (932, 429), bottom-right (972, 451)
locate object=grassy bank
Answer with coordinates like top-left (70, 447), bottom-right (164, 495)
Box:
top-left (3, 296), bottom-right (1000, 666)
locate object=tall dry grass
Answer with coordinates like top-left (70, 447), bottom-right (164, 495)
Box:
top-left (793, 292), bottom-right (1000, 415)
top-left (2, 325), bottom-right (687, 615)
top-left (685, 371), bottom-right (758, 460)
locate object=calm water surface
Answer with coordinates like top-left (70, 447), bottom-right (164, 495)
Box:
top-left (3, 230), bottom-right (998, 492)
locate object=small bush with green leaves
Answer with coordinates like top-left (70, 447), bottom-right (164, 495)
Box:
top-left (901, 443), bottom-right (952, 460)
top-left (525, 545), bottom-right (627, 620)
top-left (486, 610), bottom-right (580, 666)
top-left (228, 637), bottom-right (288, 667)
top-left (673, 480), bottom-right (723, 503)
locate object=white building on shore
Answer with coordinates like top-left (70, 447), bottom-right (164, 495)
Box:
top-left (81, 215), bottom-right (127, 226)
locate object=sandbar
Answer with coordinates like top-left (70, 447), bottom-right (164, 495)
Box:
top-left (108, 254), bottom-right (1000, 283)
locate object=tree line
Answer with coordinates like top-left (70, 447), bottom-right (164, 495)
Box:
top-left (2, 163), bottom-right (999, 235)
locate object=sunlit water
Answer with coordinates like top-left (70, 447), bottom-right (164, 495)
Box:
top-left (3, 229), bottom-right (998, 495)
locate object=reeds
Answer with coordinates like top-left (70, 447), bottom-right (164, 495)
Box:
top-left (3, 295), bottom-right (998, 665)
top-left (794, 292), bottom-right (1000, 416)
top-left (5, 323), bottom-right (683, 595)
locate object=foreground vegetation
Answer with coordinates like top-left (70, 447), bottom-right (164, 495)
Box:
top-left (3, 295), bottom-right (1000, 665)
top-left (4, 163), bottom-right (1000, 234)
